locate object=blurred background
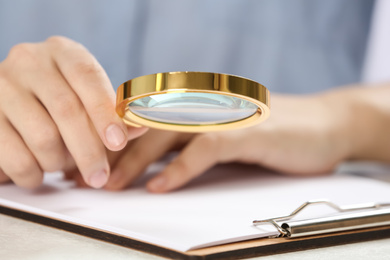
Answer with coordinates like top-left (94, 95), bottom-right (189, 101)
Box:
top-left (0, 0), bottom-right (374, 93)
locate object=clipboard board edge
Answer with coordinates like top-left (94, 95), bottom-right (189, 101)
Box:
top-left (1, 205), bottom-right (390, 260)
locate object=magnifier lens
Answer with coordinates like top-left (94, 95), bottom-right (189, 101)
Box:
top-left (117, 72), bottom-right (270, 132)
top-left (128, 92), bottom-right (258, 125)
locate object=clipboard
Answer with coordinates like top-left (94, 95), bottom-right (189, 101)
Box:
top-left (1, 199), bottom-right (390, 260)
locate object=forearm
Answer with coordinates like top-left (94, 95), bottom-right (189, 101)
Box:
top-left (321, 84), bottom-right (390, 163)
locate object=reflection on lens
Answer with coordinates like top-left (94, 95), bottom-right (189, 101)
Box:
top-left (128, 92), bottom-right (258, 125)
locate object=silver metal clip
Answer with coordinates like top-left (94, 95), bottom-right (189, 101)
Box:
top-left (253, 200), bottom-right (390, 238)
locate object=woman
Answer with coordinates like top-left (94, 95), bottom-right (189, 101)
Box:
top-left (0, 0), bottom-right (389, 192)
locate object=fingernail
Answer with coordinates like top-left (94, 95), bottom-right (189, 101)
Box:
top-left (105, 124), bottom-right (126, 148)
top-left (148, 176), bottom-right (167, 191)
top-left (89, 170), bottom-right (108, 189)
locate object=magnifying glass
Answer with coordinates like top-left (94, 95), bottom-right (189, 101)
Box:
top-left (116, 72), bottom-right (270, 132)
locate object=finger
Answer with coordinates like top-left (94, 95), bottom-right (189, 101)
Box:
top-left (46, 36), bottom-right (136, 151)
top-left (147, 132), bottom-right (243, 193)
top-left (105, 130), bottom-right (180, 190)
top-left (64, 148), bottom-right (123, 184)
top-left (63, 148), bottom-right (123, 184)
top-left (20, 56), bottom-right (110, 189)
top-left (0, 117), bottom-right (43, 188)
top-left (0, 80), bottom-right (67, 172)
top-left (2, 40), bottom-right (110, 188)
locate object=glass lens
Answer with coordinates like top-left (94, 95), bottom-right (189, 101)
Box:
top-left (128, 92), bottom-right (258, 125)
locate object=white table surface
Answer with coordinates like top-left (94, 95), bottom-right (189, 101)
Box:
top-left (1, 162), bottom-right (390, 260)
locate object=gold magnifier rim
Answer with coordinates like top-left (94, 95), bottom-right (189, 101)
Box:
top-left (116, 71), bottom-right (270, 132)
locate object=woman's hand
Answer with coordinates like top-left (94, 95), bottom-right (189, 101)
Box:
top-left (0, 36), bottom-right (147, 189)
top-left (103, 93), bottom-right (354, 193)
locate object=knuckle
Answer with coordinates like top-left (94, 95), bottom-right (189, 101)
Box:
top-left (7, 43), bottom-right (38, 64)
top-left (46, 36), bottom-right (83, 50)
top-left (73, 60), bottom-right (102, 76)
top-left (46, 35), bottom-right (71, 46)
top-left (8, 43), bottom-right (33, 56)
top-left (46, 36), bottom-right (88, 60)
top-left (46, 36), bottom-right (86, 57)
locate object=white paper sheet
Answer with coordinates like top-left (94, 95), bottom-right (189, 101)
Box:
top-left (0, 163), bottom-right (389, 252)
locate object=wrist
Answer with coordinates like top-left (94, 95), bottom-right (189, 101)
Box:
top-left (316, 92), bottom-right (352, 164)
top-left (321, 85), bottom-right (390, 162)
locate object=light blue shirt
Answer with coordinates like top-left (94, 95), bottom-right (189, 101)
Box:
top-left (0, 0), bottom-right (374, 93)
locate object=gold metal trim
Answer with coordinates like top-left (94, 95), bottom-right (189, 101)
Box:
top-left (116, 72), bottom-right (270, 132)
